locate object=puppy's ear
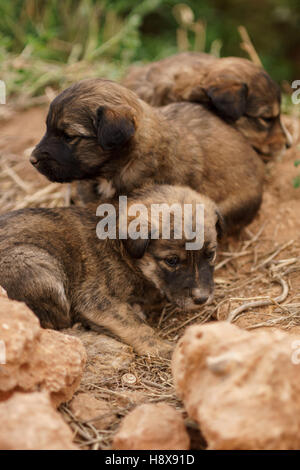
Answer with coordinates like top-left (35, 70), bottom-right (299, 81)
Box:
top-left (215, 209), bottom-right (225, 239)
top-left (122, 238), bottom-right (150, 259)
top-left (96, 106), bottom-right (136, 151)
top-left (205, 79), bottom-right (248, 121)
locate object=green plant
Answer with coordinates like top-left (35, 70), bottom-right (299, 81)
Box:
top-left (294, 160), bottom-right (300, 188)
top-left (1, 1), bottom-right (299, 104)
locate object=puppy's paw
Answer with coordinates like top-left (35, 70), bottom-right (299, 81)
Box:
top-left (138, 339), bottom-right (174, 359)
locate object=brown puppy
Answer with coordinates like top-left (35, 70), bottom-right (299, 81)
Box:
top-left (30, 78), bottom-right (264, 232)
top-left (123, 52), bottom-right (292, 159)
top-left (0, 185), bottom-right (222, 357)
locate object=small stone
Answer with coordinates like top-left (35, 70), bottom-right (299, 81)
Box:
top-left (122, 373), bottom-right (137, 385)
top-left (113, 403), bottom-right (190, 450)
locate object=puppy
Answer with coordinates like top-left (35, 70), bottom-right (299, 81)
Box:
top-left (0, 185), bottom-right (222, 357)
top-left (123, 52), bottom-right (292, 159)
top-left (30, 78), bottom-right (264, 232)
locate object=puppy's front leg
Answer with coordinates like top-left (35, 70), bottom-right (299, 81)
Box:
top-left (83, 302), bottom-right (173, 358)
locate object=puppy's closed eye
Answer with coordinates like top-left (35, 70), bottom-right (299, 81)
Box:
top-left (62, 132), bottom-right (76, 143)
top-left (256, 116), bottom-right (275, 129)
top-left (205, 248), bottom-right (217, 264)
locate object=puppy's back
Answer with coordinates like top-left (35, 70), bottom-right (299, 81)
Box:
top-left (0, 207), bottom-right (98, 328)
top-left (122, 52), bottom-right (215, 105)
top-left (160, 102), bottom-right (265, 230)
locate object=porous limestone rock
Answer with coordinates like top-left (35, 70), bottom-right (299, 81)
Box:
top-left (172, 321), bottom-right (300, 450)
top-left (0, 391), bottom-right (77, 450)
top-left (0, 296), bottom-right (86, 406)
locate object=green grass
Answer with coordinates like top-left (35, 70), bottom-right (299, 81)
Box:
top-left (294, 160), bottom-right (300, 189)
top-left (0, 0), bottom-right (168, 102)
top-left (1, 0), bottom-right (298, 104)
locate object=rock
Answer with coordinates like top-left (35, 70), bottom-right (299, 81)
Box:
top-left (27, 329), bottom-right (87, 407)
top-left (0, 296), bottom-right (86, 406)
top-left (0, 392), bottom-right (77, 450)
top-left (0, 296), bottom-right (40, 400)
top-left (69, 392), bottom-right (115, 429)
top-left (113, 403), bottom-right (190, 450)
top-left (172, 321), bottom-right (300, 450)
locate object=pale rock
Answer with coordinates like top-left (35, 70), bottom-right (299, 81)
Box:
top-left (172, 321), bottom-right (300, 450)
top-left (113, 403), bottom-right (190, 450)
top-left (0, 296), bottom-right (86, 406)
top-left (0, 392), bottom-right (77, 450)
top-left (0, 296), bottom-right (40, 400)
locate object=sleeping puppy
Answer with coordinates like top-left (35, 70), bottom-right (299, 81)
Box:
top-left (123, 52), bottom-right (292, 159)
top-left (0, 185), bottom-right (222, 357)
top-left (30, 78), bottom-right (264, 232)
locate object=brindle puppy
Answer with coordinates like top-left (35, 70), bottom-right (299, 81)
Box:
top-left (30, 78), bottom-right (264, 232)
top-left (0, 185), bottom-right (222, 357)
top-left (123, 52), bottom-right (292, 159)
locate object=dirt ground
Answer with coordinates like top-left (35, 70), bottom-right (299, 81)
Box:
top-left (0, 105), bottom-right (300, 449)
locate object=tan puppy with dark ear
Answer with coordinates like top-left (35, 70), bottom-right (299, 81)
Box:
top-left (31, 78), bottom-right (264, 233)
top-left (123, 52), bottom-right (292, 159)
top-left (0, 185), bottom-right (222, 357)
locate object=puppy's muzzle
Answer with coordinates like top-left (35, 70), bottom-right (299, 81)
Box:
top-left (191, 288), bottom-right (211, 305)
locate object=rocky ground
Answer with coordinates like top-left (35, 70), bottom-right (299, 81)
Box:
top-left (0, 105), bottom-right (300, 449)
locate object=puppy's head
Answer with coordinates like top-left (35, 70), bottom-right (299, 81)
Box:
top-left (120, 185), bottom-right (224, 311)
top-left (174, 57), bottom-right (292, 158)
top-left (30, 79), bottom-right (141, 182)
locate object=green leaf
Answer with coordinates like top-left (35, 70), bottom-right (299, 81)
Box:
top-left (293, 175), bottom-right (300, 188)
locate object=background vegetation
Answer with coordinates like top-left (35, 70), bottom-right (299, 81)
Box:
top-left (1, 0), bottom-right (299, 103)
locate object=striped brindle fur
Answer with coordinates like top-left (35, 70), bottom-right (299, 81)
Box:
top-left (0, 185), bottom-right (222, 357)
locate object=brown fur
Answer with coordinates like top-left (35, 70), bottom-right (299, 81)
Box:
top-left (123, 52), bottom-right (292, 159)
top-left (0, 185), bottom-right (221, 357)
top-left (31, 78), bottom-right (264, 232)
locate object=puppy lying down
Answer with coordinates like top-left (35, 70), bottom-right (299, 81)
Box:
top-left (0, 185), bottom-right (222, 357)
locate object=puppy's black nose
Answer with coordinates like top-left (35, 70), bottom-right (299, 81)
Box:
top-left (191, 289), bottom-right (209, 305)
top-left (30, 155), bottom-right (38, 165)
top-left (30, 151), bottom-right (49, 165)
top-left (193, 295), bottom-right (209, 305)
